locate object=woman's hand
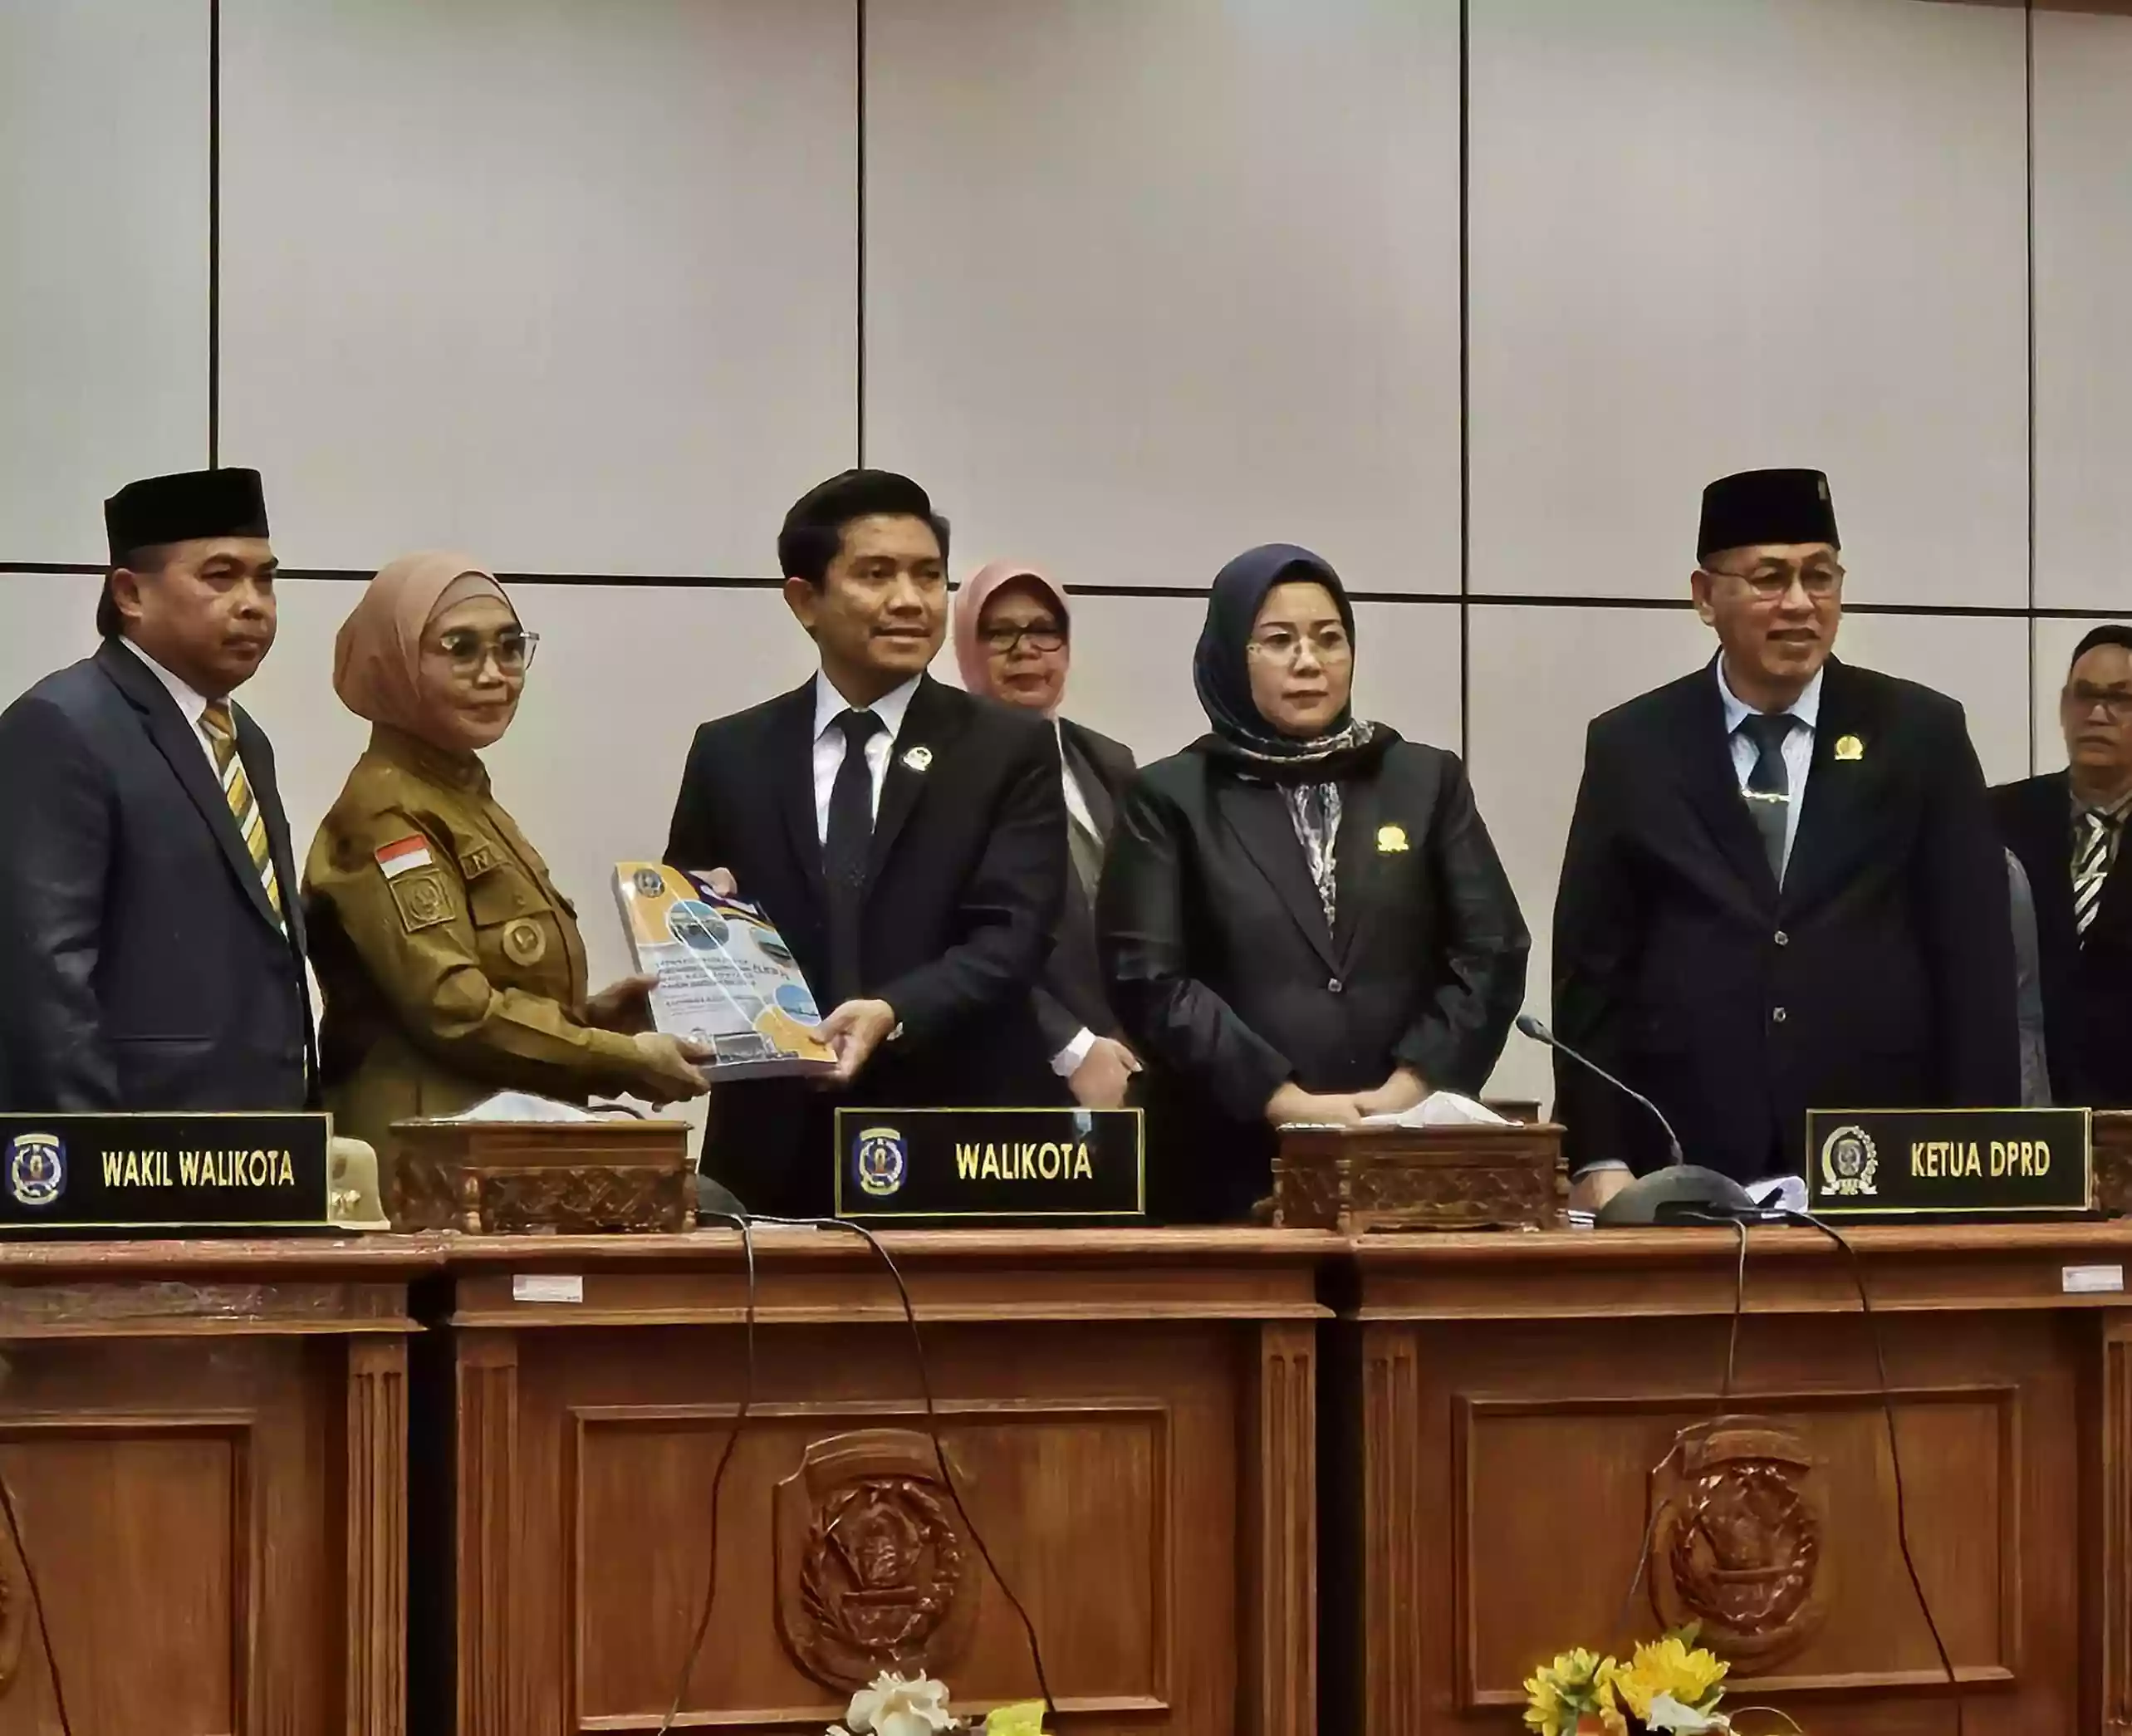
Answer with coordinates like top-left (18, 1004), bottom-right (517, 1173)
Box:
top-left (1353, 1066), bottom-right (1429, 1119)
top-left (1263, 1081), bottom-right (1363, 1128)
top-left (630, 1030), bottom-right (713, 1101)
top-left (585, 972), bottom-right (660, 1032)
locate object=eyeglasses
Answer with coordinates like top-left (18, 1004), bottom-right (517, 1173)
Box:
top-left (1247, 626), bottom-right (1352, 664)
top-left (1701, 564), bottom-right (1845, 601)
top-left (431, 627), bottom-right (538, 674)
top-left (981, 623), bottom-right (1066, 655)
top-left (2065, 682), bottom-right (2132, 721)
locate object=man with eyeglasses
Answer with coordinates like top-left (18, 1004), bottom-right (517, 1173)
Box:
top-left (1553, 468), bottom-right (2018, 1210)
top-left (1992, 627), bottom-right (2132, 1106)
top-left (0, 468), bottom-right (314, 1112)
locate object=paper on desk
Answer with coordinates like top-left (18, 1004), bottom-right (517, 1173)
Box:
top-left (1360, 1091), bottom-right (1511, 1129)
top-left (447, 1091), bottom-right (600, 1123)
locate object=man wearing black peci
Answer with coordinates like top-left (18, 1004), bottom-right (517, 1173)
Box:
top-left (1553, 468), bottom-right (2019, 1209)
top-left (664, 469), bottom-right (1068, 1218)
top-left (1992, 625), bottom-right (2132, 1107)
top-left (0, 468), bottom-right (312, 1112)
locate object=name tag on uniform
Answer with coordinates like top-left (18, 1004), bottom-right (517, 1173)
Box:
top-left (1805, 1107), bottom-right (2092, 1219)
top-left (834, 1107), bottom-right (1145, 1223)
top-left (0, 1113), bottom-right (344, 1231)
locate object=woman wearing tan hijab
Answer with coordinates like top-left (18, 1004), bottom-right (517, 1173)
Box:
top-left (952, 561), bottom-right (1140, 1107)
top-left (304, 552), bottom-right (708, 1160)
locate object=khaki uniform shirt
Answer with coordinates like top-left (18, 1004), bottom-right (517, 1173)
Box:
top-left (304, 726), bottom-right (654, 1155)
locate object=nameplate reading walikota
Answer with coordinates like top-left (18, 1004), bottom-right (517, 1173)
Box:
top-left (1805, 1107), bottom-right (2091, 1219)
top-left (0, 1113), bottom-right (334, 1230)
top-left (833, 1107), bottom-right (1145, 1223)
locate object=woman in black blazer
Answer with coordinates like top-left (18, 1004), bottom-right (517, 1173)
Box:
top-left (1097, 543), bottom-right (1529, 1222)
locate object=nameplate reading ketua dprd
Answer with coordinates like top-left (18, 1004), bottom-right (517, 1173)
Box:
top-left (0, 1114), bottom-right (336, 1231)
top-left (1805, 1107), bottom-right (2092, 1219)
top-left (834, 1107), bottom-right (1145, 1223)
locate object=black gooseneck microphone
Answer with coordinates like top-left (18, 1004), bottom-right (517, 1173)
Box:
top-left (1514, 1013), bottom-right (1684, 1165)
top-left (1514, 1013), bottom-right (1759, 1225)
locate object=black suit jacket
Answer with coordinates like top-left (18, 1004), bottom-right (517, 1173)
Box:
top-left (665, 674), bottom-right (1069, 1216)
top-left (1032, 718), bottom-right (1137, 1058)
top-left (1992, 771), bottom-right (2132, 1106)
top-left (1098, 736), bottom-right (1529, 1223)
top-left (0, 640), bottom-right (311, 1111)
top-left (1553, 657), bottom-right (2020, 1182)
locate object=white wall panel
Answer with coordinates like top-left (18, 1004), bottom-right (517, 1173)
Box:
top-left (1468, 0), bottom-right (2028, 606)
top-left (218, 0), bottom-right (858, 576)
top-left (0, 1), bottom-right (208, 559)
top-left (2032, 6), bottom-right (2132, 611)
top-left (865, 0), bottom-right (1462, 593)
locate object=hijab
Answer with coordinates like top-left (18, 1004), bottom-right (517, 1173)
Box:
top-left (333, 551), bottom-right (514, 744)
top-left (953, 561), bottom-right (1071, 711)
top-left (1189, 542), bottom-right (1388, 786)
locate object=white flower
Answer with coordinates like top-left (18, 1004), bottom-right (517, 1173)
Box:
top-left (836, 1672), bottom-right (960, 1736)
top-left (1643, 1693), bottom-right (1731, 1734)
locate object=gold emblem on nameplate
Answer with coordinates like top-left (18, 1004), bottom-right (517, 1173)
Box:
top-left (901, 744), bottom-right (933, 772)
top-left (1376, 823), bottom-right (1409, 854)
top-left (502, 919), bottom-right (547, 965)
top-left (1834, 734), bottom-right (1865, 762)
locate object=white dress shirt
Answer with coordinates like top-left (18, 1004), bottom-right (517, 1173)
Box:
top-left (1050, 717), bottom-right (1100, 1079)
top-left (1718, 658), bottom-right (1823, 878)
top-left (810, 669), bottom-right (922, 844)
top-left (120, 637), bottom-right (226, 776)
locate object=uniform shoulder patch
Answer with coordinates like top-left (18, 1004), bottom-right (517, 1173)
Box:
top-left (458, 843), bottom-right (499, 880)
top-left (390, 868), bottom-right (454, 934)
top-left (375, 836), bottom-right (434, 880)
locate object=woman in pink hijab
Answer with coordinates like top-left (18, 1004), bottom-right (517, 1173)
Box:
top-left (952, 562), bottom-right (1142, 1107)
top-left (303, 552), bottom-right (708, 1165)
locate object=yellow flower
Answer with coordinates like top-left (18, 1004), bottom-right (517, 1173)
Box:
top-left (1612, 1636), bottom-right (1728, 1719)
top-left (1523, 1650), bottom-right (1618, 1734)
top-left (982, 1704), bottom-right (1051, 1736)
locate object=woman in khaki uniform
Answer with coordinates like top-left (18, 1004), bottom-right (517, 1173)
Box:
top-left (305, 552), bottom-right (707, 1156)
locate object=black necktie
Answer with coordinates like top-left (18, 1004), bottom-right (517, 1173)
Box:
top-left (823, 708), bottom-right (884, 1006)
top-left (1738, 712), bottom-right (1796, 886)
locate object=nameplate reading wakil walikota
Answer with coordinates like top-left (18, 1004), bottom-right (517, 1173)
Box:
top-left (0, 1114), bottom-right (341, 1231)
top-left (833, 1107), bottom-right (1144, 1223)
top-left (1806, 1107), bottom-right (2093, 1219)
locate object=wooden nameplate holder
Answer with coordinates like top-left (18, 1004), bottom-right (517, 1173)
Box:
top-left (1272, 1118), bottom-right (1566, 1233)
top-left (2092, 1110), bottom-right (2132, 1217)
top-left (390, 1117), bottom-right (696, 1234)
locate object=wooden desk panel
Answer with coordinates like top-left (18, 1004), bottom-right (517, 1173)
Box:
top-left (0, 1239), bottom-right (429, 1736)
top-left (434, 1229), bottom-right (1337, 1736)
top-left (1336, 1225), bottom-right (2132, 1736)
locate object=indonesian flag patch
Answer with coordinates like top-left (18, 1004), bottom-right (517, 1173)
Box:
top-left (375, 836), bottom-right (434, 880)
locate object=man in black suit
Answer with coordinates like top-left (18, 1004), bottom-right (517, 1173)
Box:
top-left (1554, 468), bottom-right (2018, 1206)
top-left (1992, 626), bottom-right (2132, 1106)
top-left (0, 468), bottom-right (312, 1112)
top-left (665, 470), bottom-right (1067, 1217)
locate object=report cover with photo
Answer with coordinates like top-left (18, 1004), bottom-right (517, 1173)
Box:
top-left (612, 863), bottom-right (836, 1080)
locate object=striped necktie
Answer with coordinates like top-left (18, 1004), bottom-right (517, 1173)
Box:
top-left (201, 702), bottom-right (284, 923)
top-left (2074, 805), bottom-right (2123, 939)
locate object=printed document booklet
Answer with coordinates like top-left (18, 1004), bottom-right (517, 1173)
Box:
top-left (612, 863), bottom-right (836, 1079)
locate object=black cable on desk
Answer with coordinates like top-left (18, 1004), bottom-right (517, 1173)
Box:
top-left (753, 1214), bottom-right (1058, 1719)
top-left (1780, 1208), bottom-right (1963, 1734)
top-left (1613, 1212), bottom-right (1752, 1637)
top-left (0, 1457), bottom-right (74, 1736)
top-left (657, 1212), bottom-right (758, 1736)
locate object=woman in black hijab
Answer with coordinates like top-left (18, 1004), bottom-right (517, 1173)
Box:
top-left (1097, 543), bottom-right (1528, 1222)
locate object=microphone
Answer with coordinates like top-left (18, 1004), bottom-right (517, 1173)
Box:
top-left (1515, 1014), bottom-right (1761, 1225)
top-left (1514, 1013), bottom-right (1684, 1165)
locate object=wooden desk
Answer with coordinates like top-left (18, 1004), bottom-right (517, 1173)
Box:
top-left (0, 1237), bottom-right (432, 1736)
top-left (1331, 1223), bottom-right (2132, 1736)
top-left (429, 1228), bottom-right (1340, 1736)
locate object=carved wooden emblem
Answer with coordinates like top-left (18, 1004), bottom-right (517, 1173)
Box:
top-left (1649, 1418), bottom-right (1830, 1670)
top-left (775, 1429), bottom-right (978, 1691)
